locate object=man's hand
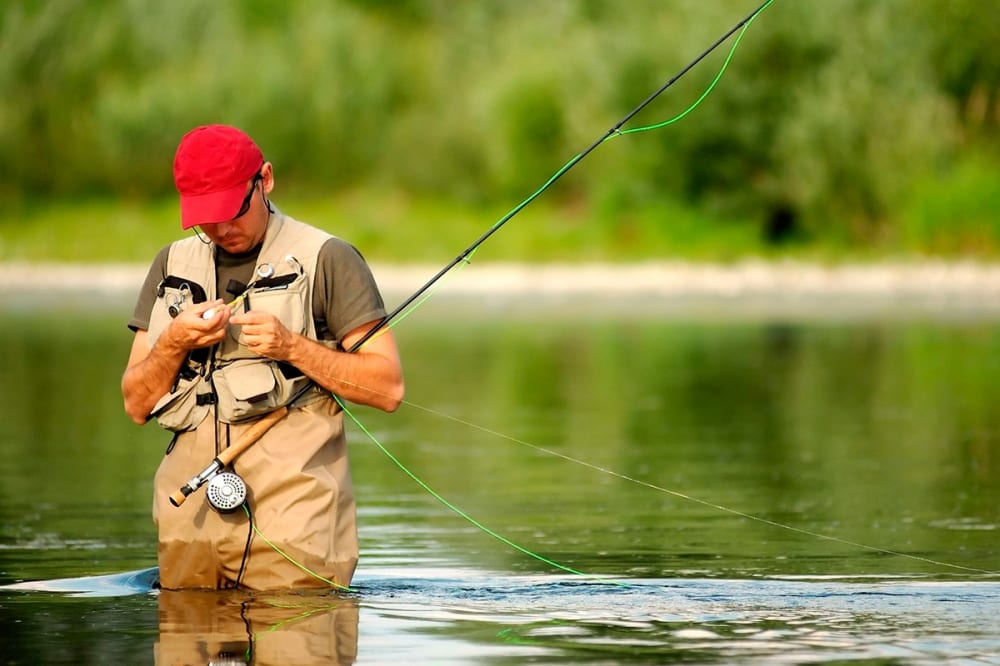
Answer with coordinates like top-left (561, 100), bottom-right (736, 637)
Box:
top-left (230, 310), bottom-right (295, 360)
top-left (165, 299), bottom-right (231, 352)
top-left (121, 298), bottom-right (230, 425)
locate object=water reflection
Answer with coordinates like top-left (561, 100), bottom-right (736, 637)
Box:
top-left (1, 291), bottom-right (999, 663)
top-left (3, 570), bottom-right (998, 664)
top-left (156, 589), bottom-right (358, 666)
top-left (354, 571), bottom-right (1000, 664)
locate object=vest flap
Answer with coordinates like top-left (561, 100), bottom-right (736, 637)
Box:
top-left (220, 361), bottom-right (276, 403)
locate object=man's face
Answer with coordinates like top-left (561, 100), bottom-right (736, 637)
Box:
top-left (198, 165), bottom-right (273, 253)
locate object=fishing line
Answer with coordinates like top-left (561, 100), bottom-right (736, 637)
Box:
top-left (223, 0), bottom-right (995, 583)
top-left (402, 402), bottom-right (999, 576)
top-left (252, 600), bottom-right (350, 637)
top-left (336, 396), bottom-right (628, 585)
top-left (269, 0), bottom-right (829, 582)
top-left (339, 383), bottom-right (998, 578)
top-left (349, 0), bottom-right (775, 349)
top-left (240, 504), bottom-right (354, 592)
top-left (239, 0), bottom-right (993, 583)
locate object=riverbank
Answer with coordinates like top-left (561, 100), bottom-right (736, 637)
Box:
top-left (4, 259), bottom-right (1000, 294)
top-left (3, 259), bottom-right (1000, 318)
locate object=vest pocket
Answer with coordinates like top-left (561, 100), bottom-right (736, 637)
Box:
top-left (227, 269), bottom-right (309, 350)
top-left (149, 370), bottom-right (212, 433)
top-left (212, 359), bottom-right (310, 424)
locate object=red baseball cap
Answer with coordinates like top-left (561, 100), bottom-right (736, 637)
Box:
top-left (173, 125), bottom-right (264, 229)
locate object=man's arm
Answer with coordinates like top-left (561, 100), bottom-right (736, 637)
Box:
top-left (121, 299), bottom-right (230, 424)
top-left (230, 311), bottom-right (404, 412)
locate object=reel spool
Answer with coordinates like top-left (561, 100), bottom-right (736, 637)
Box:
top-left (205, 471), bottom-right (248, 513)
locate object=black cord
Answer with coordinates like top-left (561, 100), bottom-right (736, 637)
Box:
top-left (216, 420), bottom-right (253, 591)
top-left (240, 598), bottom-right (256, 664)
top-left (234, 493), bottom-right (253, 589)
top-left (209, 599), bottom-right (255, 664)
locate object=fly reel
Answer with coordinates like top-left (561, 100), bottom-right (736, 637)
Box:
top-left (205, 471), bottom-right (248, 513)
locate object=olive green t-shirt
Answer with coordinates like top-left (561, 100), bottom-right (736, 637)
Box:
top-left (128, 235), bottom-right (386, 347)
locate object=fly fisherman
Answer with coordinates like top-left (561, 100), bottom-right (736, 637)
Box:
top-left (121, 124), bottom-right (404, 590)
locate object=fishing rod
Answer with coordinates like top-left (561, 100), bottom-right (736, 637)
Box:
top-left (179, 0), bottom-right (773, 506)
top-left (171, 0), bottom-right (771, 524)
top-left (163, 0), bottom-right (779, 593)
top-left (349, 0), bottom-right (774, 351)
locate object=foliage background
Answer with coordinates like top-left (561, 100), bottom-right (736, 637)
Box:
top-left (0, 0), bottom-right (998, 262)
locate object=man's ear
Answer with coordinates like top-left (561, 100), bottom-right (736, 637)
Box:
top-left (261, 162), bottom-right (275, 194)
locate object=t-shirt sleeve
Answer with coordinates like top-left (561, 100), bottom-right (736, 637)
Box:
top-left (128, 245), bottom-right (171, 332)
top-left (313, 237), bottom-right (387, 345)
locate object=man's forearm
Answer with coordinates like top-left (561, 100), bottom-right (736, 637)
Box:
top-left (284, 334), bottom-right (404, 412)
top-left (121, 334), bottom-right (188, 424)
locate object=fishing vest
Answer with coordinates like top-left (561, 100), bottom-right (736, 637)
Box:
top-left (147, 212), bottom-right (332, 431)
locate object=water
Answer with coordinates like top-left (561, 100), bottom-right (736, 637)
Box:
top-left (0, 287), bottom-right (998, 664)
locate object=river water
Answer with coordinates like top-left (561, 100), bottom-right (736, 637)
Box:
top-left (0, 283), bottom-right (997, 664)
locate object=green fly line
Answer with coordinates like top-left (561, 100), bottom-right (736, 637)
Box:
top-left (393, 401), bottom-right (1000, 577)
top-left (242, 504), bottom-right (355, 591)
top-left (343, 0), bottom-right (997, 580)
top-left (307, 2), bottom-right (779, 586)
top-left (375, 2), bottom-right (773, 340)
top-left (256, 0), bottom-right (996, 586)
top-left (252, 0), bottom-right (786, 589)
top-left (248, 0), bottom-right (855, 588)
top-left (348, 0), bottom-right (775, 348)
top-left (336, 397), bottom-right (630, 587)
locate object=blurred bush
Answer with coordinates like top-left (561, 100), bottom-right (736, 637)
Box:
top-left (0, 0), bottom-right (997, 250)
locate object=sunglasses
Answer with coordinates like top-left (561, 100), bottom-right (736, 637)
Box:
top-left (232, 170), bottom-right (264, 220)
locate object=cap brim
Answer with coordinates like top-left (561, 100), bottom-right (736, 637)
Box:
top-left (179, 183), bottom-right (247, 229)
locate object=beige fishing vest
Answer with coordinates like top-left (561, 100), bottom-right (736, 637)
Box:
top-left (147, 212), bottom-right (331, 431)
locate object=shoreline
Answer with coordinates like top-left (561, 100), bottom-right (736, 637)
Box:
top-left (3, 259), bottom-right (1000, 296)
top-left (3, 260), bottom-right (1000, 321)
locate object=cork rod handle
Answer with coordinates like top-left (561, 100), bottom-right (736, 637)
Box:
top-left (168, 406), bottom-right (289, 507)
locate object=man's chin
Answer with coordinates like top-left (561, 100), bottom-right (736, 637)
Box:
top-left (218, 239), bottom-right (250, 254)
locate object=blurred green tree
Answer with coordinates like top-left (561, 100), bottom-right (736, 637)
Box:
top-left (0, 0), bottom-right (996, 250)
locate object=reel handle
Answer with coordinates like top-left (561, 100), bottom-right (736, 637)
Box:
top-left (169, 406), bottom-right (289, 507)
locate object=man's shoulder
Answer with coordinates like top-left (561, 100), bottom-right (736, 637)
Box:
top-left (318, 235), bottom-right (370, 266)
top-left (149, 243), bottom-right (172, 272)
top-left (272, 211), bottom-right (371, 273)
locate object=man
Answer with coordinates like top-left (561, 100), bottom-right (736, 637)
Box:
top-left (122, 124), bottom-right (404, 590)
